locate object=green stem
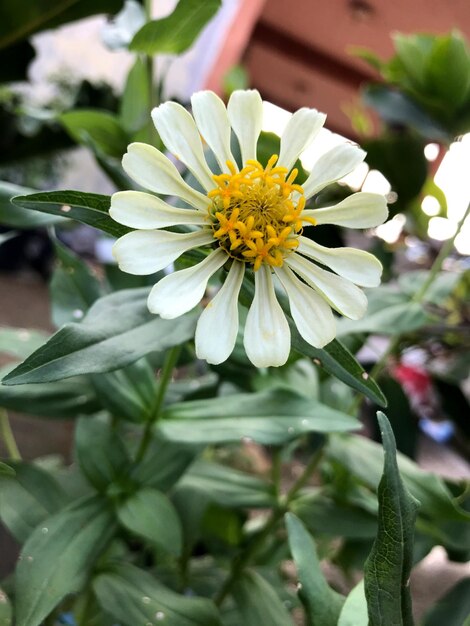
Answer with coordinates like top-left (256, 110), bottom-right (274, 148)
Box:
top-left (214, 446), bottom-right (324, 607)
top-left (0, 408), bottom-right (21, 460)
top-left (144, 0), bottom-right (158, 142)
top-left (350, 200), bottom-right (470, 415)
top-left (134, 345), bottom-right (181, 463)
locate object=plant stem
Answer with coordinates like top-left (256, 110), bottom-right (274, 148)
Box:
top-left (144, 0), bottom-right (157, 141)
top-left (134, 345), bottom-right (181, 463)
top-left (0, 408), bottom-right (21, 460)
top-left (214, 445), bottom-right (324, 607)
top-left (350, 200), bottom-right (470, 414)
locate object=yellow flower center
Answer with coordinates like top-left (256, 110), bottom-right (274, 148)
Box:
top-left (207, 154), bottom-right (314, 271)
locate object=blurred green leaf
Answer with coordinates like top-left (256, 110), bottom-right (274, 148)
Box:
top-left (2, 289), bottom-right (197, 385)
top-left (232, 570), bottom-right (294, 626)
top-left (119, 57), bottom-right (150, 134)
top-left (0, 461), bottom-right (15, 476)
top-left (117, 487), bottom-right (183, 556)
top-left (0, 182), bottom-right (64, 228)
top-left (222, 65), bottom-right (249, 96)
top-left (338, 580), bottom-right (368, 626)
top-left (425, 32), bottom-right (470, 112)
top-left (285, 513), bottom-right (344, 625)
top-left (75, 416), bottom-right (131, 492)
top-left (422, 577), bottom-right (470, 626)
top-left (159, 388), bottom-right (360, 445)
top-left (397, 270), bottom-right (461, 305)
top-left (94, 563), bottom-right (221, 626)
top-left (291, 332), bottom-right (387, 407)
top-left (337, 301), bottom-right (432, 337)
top-left (15, 496), bottom-right (116, 626)
top-left (0, 462), bottom-right (67, 542)
top-left (11, 191), bottom-right (127, 238)
top-left (50, 239), bottom-right (102, 328)
top-left (60, 109), bottom-right (128, 157)
top-left (0, 326), bottom-right (49, 360)
top-left (130, 0), bottom-right (221, 55)
top-left (0, 587), bottom-right (12, 625)
top-left (177, 460), bottom-right (275, 509)
top-left (364, 413), bottom-right (419, 626)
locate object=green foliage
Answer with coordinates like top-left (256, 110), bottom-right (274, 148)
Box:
top-left (338, 581), bottom-right (368, 626)
top-left (60, 110), bottom-right (129, 158)
top-left (364, 413), bottom-right (419, 626)
top-left (285, 513), bottom-right (345, 625)
top-left (0, 588), bottom-right (12, 626)
top-left (93, 563), bottom-right (221, 626)
top-left (422, 578), bottom-right (470, 626)
top-left (119, 58), bottom-right (151, 134)
top-left (0, 182), bottom-right (64, 228)
top-left (231, 570), bottom-right (294, 626)
top-left (14, 497), bottom-right (116, 626)
top-left (130, 0), bottom-right (222, 55)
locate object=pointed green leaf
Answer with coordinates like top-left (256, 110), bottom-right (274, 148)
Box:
top-left (159, 388), bottom-right (360, 445)
top-left (120, 57), bottom-right (150, 134)
top-left (117, 487), bottom-right (183, 556)
top-left (364, 412), bottom-right (419, 626)
top-left (130, 0), bottom-right (221, 55)
top-left (15, 496), bottom-right (116, 626)
top-left (285, 513), bottom-right (344, 626)
top-left (2, 289), bottom-right (197, 385)
top-left (232, 570), bottom-right (294, 626)
top-left (60, 110), bottom-right (128, 158)
top-left (94, 563), bottom-right (221, 626)
top-left (11, 191), bottom-right (127, 237)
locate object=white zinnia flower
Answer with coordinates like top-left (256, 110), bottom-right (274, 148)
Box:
top-left (110, 90), bottom-right (388, 368)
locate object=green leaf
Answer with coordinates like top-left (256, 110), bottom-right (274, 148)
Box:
top-left (177, 460), bottom-right (275, 508)
top-left (131, 437), bottom-right (197, 491)
top-left (11, 191), bottom-right (128, 238)
top-left (0, 462), bottom-right (67, 543)
top-left (90, 358), bottom-right (158, 423)
top-left (159, 388), bottom-right (360, 445)
top-left (117, 487), bottom-right (183, 556)
top-left (398, 270), bottom-right (461, 305)
top-left (0, 0), bottom-right (124, 50)
top-left (15, 496), bottom-right (116, 626)
top-left (119, 57), bottom-right (150, 134)
top-left (0, 326), bottom-right (49, 360)
top-left (60, 109), bottom-right (128, 158)
top-left (0, 365), bottom-right (99, 418)
top-left (337, 301), bottom-right (432, 337)
top-left (364, 412), bottom-right (419, 626)
top-left (327, 433), bottom-right (469, 525)
top-left (426, 32), bottom-right (470, 111)
top-left (338, 580), bottom-right (368, 626)
top-left (285, 513), bottom-right (345, 626)
top-left (232, 570), bottom-right (294, 626)
top-left (0, 588), bottom-right (12, 626)
top-left (94, 563), bottom-right (221, 626)
top-left (50, 239), bottom-right (102, 328)
top-left (0, 182), bottom-right (64, 228)
top-left (75, 417), bottom-right (131, 492)
top-left (0, 461), bottom-right (15, 476)
top-left (291, 333), bottom-right (387, 407)
top-left (130, 0), bottom-right (221, 55)
top-left (422, 577), bottom-right (470, 626)
top-left (2, 288), bottom-right (197, 385)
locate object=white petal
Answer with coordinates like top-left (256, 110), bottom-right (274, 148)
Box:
top-left (302, 192), bottom-right (388, 229)
top-left (244, 265), bottom-right (290, 368)
top-left (112, 229), bottom-right (212, 275)
top-left (191, 91), bottom-right (235, 174)
top-left (274, 265), bottom-right (336, 348)
top-left (151, 102), bottom-right (215, 191)
top-left (148, 249), bottom-right (227, 318)
top-left (227, 89), bottom-right (263, 164)
top-left (278, 108), bottom-right (326, 171)
top-left (195, 261), bottom-right (244, 364)
top-left (298, 236), bottom-right (383, 288)
top-left (286, 253), bottom-right (368, 320)
top-left (122, 143), bottom-right (208, 210)
top-left (302, 143), bottom-right (366, 198)
top-left (110, 191), bottom-right (207, 229)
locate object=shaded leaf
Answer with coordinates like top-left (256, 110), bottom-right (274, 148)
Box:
top-left (117, 487), bottom-right (182, 556)
top-left (364, 412), bottom-right (419, 626)
top-left (0, 326), bottom-right (49, 360)
top-left (338, 580), bottom-right (368, 626)
top-left (120, 57), bottom-right (150, 134)
top-left (0, 182), bottom-right (63, 228)
top-left (94, 562), bottom-right (221, 626)
top-left (15, 496), bottom-right (116, 626)
top-left (60, 109), bottom-right (128, 158)
top-left (422, 577), bottom-right (470, 626)
top-left (232, 569), bottom-right (294, 626)
top-left (0, 587), bottom-right (12, 626)
top-left (285, 513), bottom-right (344, 626)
